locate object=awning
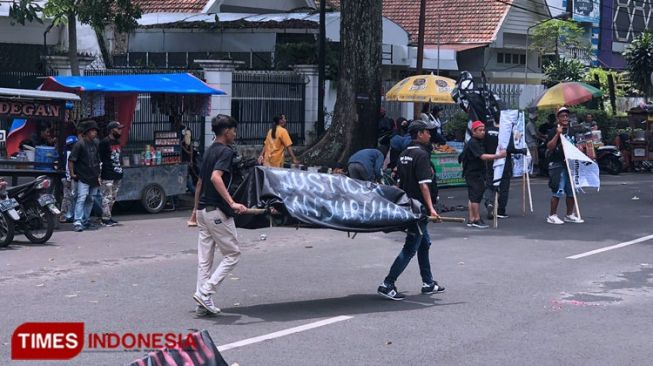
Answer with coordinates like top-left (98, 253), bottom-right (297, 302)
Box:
top-left (40, 73), bottom-right (226, 95)
top-left (0, 87), bottom-right (80, 101)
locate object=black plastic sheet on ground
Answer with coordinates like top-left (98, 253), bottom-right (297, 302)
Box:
top-left (234, 166), bottom-right (424, 232)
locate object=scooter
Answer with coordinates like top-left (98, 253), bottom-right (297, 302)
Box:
top-left (5, 175), bottom-right (59, 244)
top-left (596, 145), bottom-right (622, 175)
top-left (0, 180), bottom-right (20, 247)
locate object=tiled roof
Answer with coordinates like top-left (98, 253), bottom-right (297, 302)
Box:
top-left (383, 0), bottom-right (513, 45)
top-left (132, 0), bottom-right (209, 13)
top-left (314, 0), bottom-right (340, 10)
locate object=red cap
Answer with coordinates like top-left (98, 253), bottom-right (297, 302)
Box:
top-left (471, 121), bottom-right (484, 131)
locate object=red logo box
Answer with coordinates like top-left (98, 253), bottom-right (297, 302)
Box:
top-left (12, 322), bottom-right (84, 360)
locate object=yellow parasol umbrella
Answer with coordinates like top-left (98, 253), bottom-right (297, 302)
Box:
top-left (385, 73), bottom-right (456, 104)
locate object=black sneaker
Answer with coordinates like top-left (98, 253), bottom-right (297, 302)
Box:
top-left (101, 219), bottom-right (115, 227)
top-left (377, 283), bottom-right (406, 301)
top-left (109, 219), bottom-right (119, 226)
top-left (496, 213), bottom-right (509, 219)
top-left (471, 220), bottom-right (489, 229)
top-left (73, 225), bottom-right (84, 232)
top-left (486, 203), bottom-right (494, 220)
top-left (421, 281), bottom-right (446, 294)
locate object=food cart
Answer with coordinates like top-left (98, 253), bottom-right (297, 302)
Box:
top-left (0, 87), bottom-right (80, 188)
top-left (628, 106), bottom-right (653, 163)
top-left (431, 142), bottom-right (466, 187)
top-left (40, 73), bottom-right (226, 213)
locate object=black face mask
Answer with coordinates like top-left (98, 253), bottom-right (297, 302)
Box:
top-left (112, 131), bottom-right (121, 139)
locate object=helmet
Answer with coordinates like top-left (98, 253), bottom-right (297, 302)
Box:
top-left (65, 135), bottom-right (78, 146)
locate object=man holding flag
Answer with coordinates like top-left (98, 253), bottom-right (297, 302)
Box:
top-left (545, 107), bottom-right (586, 225)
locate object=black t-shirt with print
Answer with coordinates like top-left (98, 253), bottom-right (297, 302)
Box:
top-left (546, 129), bottom-right (569, 163)
top-left (69, 139), bottom-right (101, 187)
top-left (99, 137), bottom-right (123, 180)
top-left (198, 142), bottom-right (235, 216)
top-left (397, 143), bottom-right (434, 207)
top-left (463, 137), bottom-right (486, 177)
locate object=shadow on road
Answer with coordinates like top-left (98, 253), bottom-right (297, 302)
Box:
top-left (196, 294), bottom-right (465, 325)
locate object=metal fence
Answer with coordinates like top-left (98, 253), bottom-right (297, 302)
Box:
top-left (489, 83), bottom-right (522, 110)
top-left (84, 68), bottom-right (206, 153)
top-left (0, 71), bottom-right (57, 89)
top-left (231, 71), bottom-right (306, 145)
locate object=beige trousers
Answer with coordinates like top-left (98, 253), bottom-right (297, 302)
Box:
top-left (196, 208), bottom-right (241, 296)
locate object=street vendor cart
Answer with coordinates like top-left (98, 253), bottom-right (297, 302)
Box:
top-left (0, 87), bottom-right (80, 188)
top-left (40, 73), bottom-right (226, 213)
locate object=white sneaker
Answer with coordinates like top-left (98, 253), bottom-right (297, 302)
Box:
top-left (546, 214), bottom-right (564, 225)
top-left (193, 292), bottom-right (221, 314)
top-left (564, 214), bottom-right (584, 224)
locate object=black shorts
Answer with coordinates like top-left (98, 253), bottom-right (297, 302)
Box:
top-left (465, 175), bottom-right (485, 203)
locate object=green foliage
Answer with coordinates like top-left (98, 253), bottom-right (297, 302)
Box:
top-left (275, 42), bottom-right (339, 80)
top-left (623, 31), bottom-right (653, 99)
top-left (530, 20), bottom-right (590, 56)
top-left (584, 68), bottom-right (625, 98)
top-left (543, 58), bottom-right (586, 87)
top-left (7, 0), bottom-right (43, 25)
top-left (9, 0), bottom-right (141, 32)
top-left (444, 111), bottom-right (471, 141)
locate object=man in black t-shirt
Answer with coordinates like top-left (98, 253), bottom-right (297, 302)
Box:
top-left (99, 121), bottom-right (124, 227)
top-left (462, 121), bottom-right (506, 228)
top-left (545, 107), bottom-right (584, 225)
top-left (192, 115), bottom-right (248, 316)
top-left (377, 120), bottom-right (444, 301)
top-left (69, 120), bottom-right (101, 232)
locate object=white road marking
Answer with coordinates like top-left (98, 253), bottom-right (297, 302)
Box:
top-left (567, 234), bottom-right (653, 259)
top-left (217, 315), bottom-right (353, 352)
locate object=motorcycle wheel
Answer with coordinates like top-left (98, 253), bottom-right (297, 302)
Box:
top-left (601, 156), bottom-right (622, 175)
top-left (0, 212), bottom-right (16, 247)
top-left (23, 205), bottom-right (55, 244)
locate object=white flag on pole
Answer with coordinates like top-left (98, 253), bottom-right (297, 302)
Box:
top-left (492, 110), bottom-right (517, 186)
top-left (560, 137), bottom-right (601, 190)
top-left (511, 111), bottom-right (532, 177)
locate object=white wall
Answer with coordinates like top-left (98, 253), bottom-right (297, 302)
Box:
top-left (0, 16), bottom-right (61, 45)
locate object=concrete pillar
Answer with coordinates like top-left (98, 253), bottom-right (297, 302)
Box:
top-left (195, 59), bottom-right (241, 151)
top-left (292, 64), bottom-right (319, 145)
top-left (43, 56), bottom-right (72, 76)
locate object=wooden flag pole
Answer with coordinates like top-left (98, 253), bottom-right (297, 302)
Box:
top-left (526, 170), bottom-right (534, 212)
top-left (522, 173), bottom-right (526, 215)
top-left (493, 192), bottom-right (499, 228)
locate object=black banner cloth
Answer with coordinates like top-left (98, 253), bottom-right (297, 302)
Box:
top-left (234, 167), bottom-right (424, 233)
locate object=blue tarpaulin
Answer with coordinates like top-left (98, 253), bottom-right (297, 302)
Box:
top-left (41, 73), bottom-right (226, 95)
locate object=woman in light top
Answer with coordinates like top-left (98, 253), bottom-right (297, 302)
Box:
top-left (258, 114), bottom-right (299, 167)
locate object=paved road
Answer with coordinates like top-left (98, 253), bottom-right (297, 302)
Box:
top-left (1, 173), bottom-right (652, 365)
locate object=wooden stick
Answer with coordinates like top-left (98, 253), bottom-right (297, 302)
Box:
top-left (522, 173), bottom-right (526, 216)
top-left (493, 192), bottom-right (498, 228)
top-left (526, 173), bottom-right (533, 213)
top-left (243, 208), bottom-right (267, 215)
top-left (429, 216), bottom-right (466, 223)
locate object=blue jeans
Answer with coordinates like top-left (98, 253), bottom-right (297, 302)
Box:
top-left (384, 220), bottom-right (434, 286)
top-left (74, 181), bottom-right (99, 227)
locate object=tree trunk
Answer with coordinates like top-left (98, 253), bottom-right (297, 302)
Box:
top-left (300, 0), bottom-right (382, 165)
top-left (68, 12), bottom-right (80, 76)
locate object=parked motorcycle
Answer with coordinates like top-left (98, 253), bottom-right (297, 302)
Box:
top-left (596, 145), bottom-right (623, 175)
top-left (0, 180), bottom-right (19, 247)
top-left (5, 175), bottom-right (59, 244)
